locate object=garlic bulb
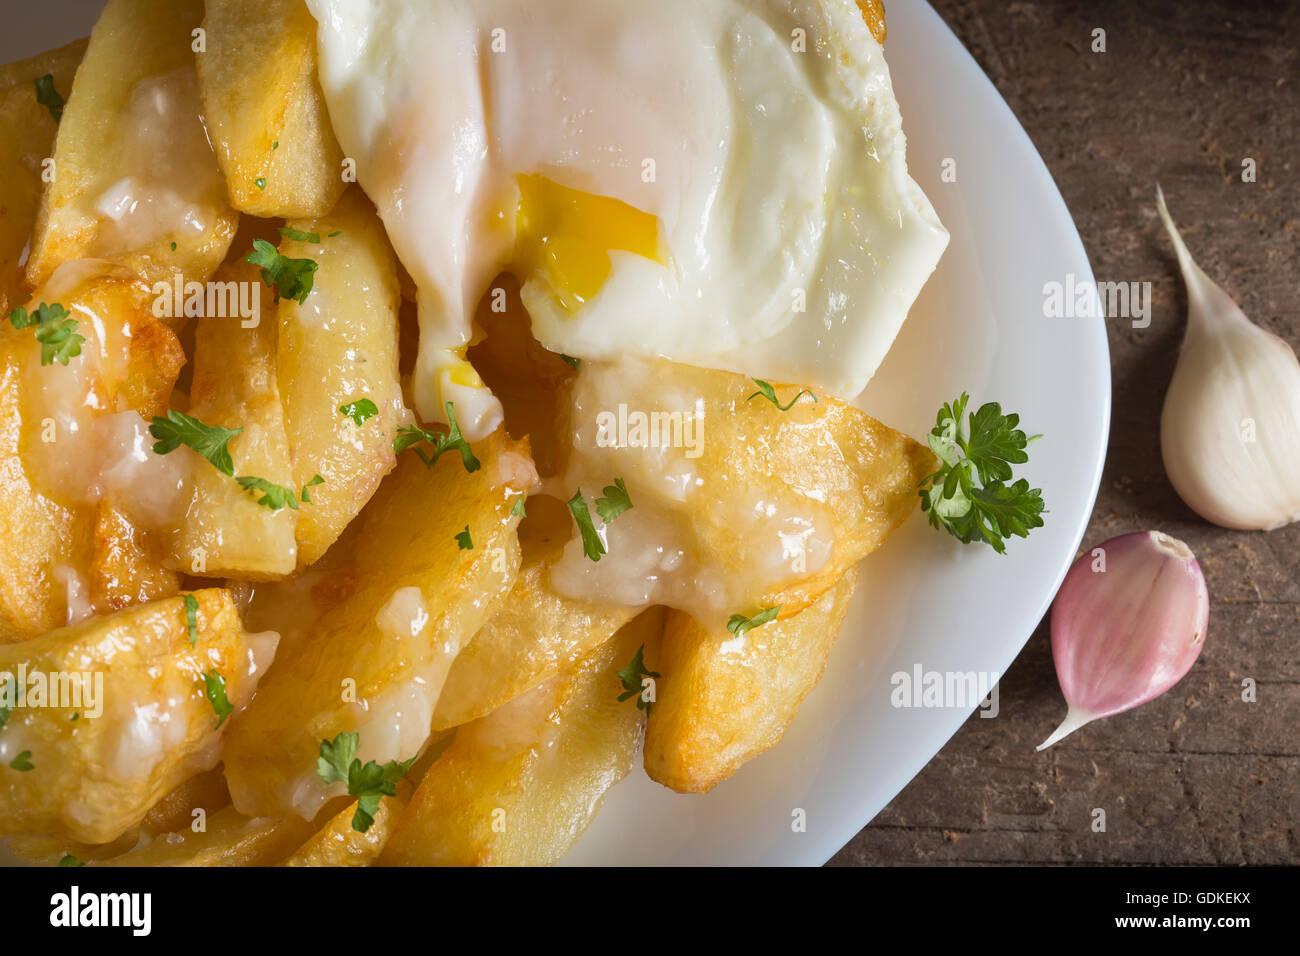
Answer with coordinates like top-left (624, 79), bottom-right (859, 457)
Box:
top-left (1038, 531), bottom-right (1208, 751)
top-left (1157, 188), bottom-right (1300, 530)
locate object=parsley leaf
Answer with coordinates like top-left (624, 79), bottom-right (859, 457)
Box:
top-left (278, 226), bottom-right (321, 244)
top-left (245, 238), bottom-right (318, 304)
top-left (511, 494), bottom-right (527, 518)
top-left (727, 606), bottom-right (780, 636)
top-left (455, 525), bottom-right (473, 550)
top-left (254, 177), bottom-right (267, 190)
top-left (595, 478), bottom-right (633, 524)
top-left (9, 750), bottom-right (34, 772)
top-left (149, 410), bottom-right (242, 476)
top-left (203, 670), bottom-right (233, 727)
top-left (747, 378), bottom-right (815, 411)
top-left (616, 644), bottom-right (661, 714)
top-left (919, 393), bottom-right (1045, 554)
top-left (57, 854), bottom-right (83, 868)
top-left (392, 402), bottom-right (480, 472)
top-left (183, 593), bottom-right (199, 647)
top-left (339, 398), bottom-right (378, 426)
top-left (0, 679), bottom-right (11, 732)
top-left (33, 74), bottom-right (64, 122)
top-left (560, 354), bottom-right (581, 369)
top-left (300, 474), bottom-right (324, 503)
top-left (567, 489), bottom-right (606, 561)
top-left (316, 732), bottom-right (415, 833)
top-left (9, 302), bottom-right (84, 366)
top-left (236, 476), bottom-right (300, 511)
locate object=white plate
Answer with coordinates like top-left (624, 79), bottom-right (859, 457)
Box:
top-left (4, 0), bottom-right (1109, 866)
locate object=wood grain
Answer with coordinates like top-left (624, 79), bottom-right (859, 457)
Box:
top-left (831, 0), bottom-right (1300, 866)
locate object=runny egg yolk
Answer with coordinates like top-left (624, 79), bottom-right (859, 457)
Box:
top-left (512, 174), bottom-right (668, 314)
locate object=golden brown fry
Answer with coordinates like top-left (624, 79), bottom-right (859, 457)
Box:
top-left (644, 567), bottom-right (858, 794)
top-left (222, 433), bottom-right (527, 819)
top-left (89, 501), bottom-right (180, 613)
top-left (171, 258), bottom-right (298, 580)
top-left (0, 590), bottom-right (278, 844)
top-left (93, 806), bottom-right (320, 867)
top-left (196, 0), bottom-right (347, 217)
top-left (0, 39), bottom-right (87, 316)
top-left (276, 187), bottom-right (405, 567)
top-left (279, 782), bottom-right (410, 867)
top-left (381, 610), bottom-right (658, 866)
top-left (24, 0), bottom-right (237, 290)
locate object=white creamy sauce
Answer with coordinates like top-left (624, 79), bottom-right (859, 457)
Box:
top-left (305, 0), bottom-right (947, 438)
top-left (89, 70), bottom-right (225, 257)
top-left (374, 586), bottom-right (431, 640)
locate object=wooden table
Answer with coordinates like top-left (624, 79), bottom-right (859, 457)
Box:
top-left (831, 0), bottom-right (1299, 866)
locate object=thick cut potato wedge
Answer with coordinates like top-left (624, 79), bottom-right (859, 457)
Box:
top-left (557, 358), bottom-right (934, 626)
top-left (196, 0), bottom-right (346, 218)
top-left (277, 187), bottom-right (406, 567)
top-left (432, 498), bottom-right (638, 730)
top-left (172, 259), bottom-right (298, 580)
top-left (0, 39), bottom-right (87, 316)
top-left (279, 782), bottom-right (410, 867)
top-left (644, 567), bottom-right (858, 794)
top-left (382, 610), bottom-right (659, 866)
top-left (222, 433), bottom-right (528, 819)
top-left (0, 590), bottom-right (278, 844)
top-left (0, 267), bottom-right (184, 641)
top-left (24, 0), bottom-right (237, 290)
top-left (93, 806), bottom-right (320, 867)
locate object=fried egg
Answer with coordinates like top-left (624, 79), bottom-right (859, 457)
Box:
top-left (305, 0), bottom-right (948, 437)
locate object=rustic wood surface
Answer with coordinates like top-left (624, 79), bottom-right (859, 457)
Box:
top-left (831, 0), bottom-right (1300, 866)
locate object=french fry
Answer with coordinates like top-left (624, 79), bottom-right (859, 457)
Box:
top-left (170, 258), bottom-right (298, 580)
top-left (0, 39), bottom-right (87, 315)
top-left (89, 501), bottom-right (180, 612)
top-left (276, 187), bottom-right (406, 567)
top-left (222, 433), bottom-right (527, 819)
top-left (24, 0), bottom-right (237, 290)
top-left (93, 806), bottom-right (319, 867)
top-left (381, 609), bottom-right (659, 867)
top-left (644, 567), bottom-right (858, 794)
top-left (279, 782), bottom-right (410, 867)
top-left (562, 359), bottom-right (935, 623)
top-left (196, 0), bottom-right (347, 218)
top-left (0, 589), bottom-right (278, 844)
top-left (432, 502), bottom-right (638, 730)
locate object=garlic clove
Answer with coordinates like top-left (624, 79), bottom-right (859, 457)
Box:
top-left (1157, 187), bottom-right (1300, 531)
top-left (1038, 531), bottom-right (1208, 751)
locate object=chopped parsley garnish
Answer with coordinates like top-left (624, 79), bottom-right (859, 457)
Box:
top-left (339, 398), bottom-right (379, 426)
top-left (511, 494), bottom-right (527, 518)
top-left (34, 73), bottom-right (64, 122)
top-left (254, 177), bottom-right (267, 190)
top-left (327, 230), bottom-right (341, 238)
top-left (455, 525), bottom-right (473, 550)
top-left (236, 476), bottom-right (297, 511)
top-left (727, 606), bottom-right (780, 637)
top-left (272, 140), bottom-right (279, 150)
top-left (919, 393), bottom-right (1045, 555)
top-left (316, 732), bottom-right (415, 833)
top-left (278, 226), bottom-right (321, 244)
top-left (560, 354), bottom-right (581, 369)
top-left (245, 238), bottom-right (318, 304)
top-left (595, 478), bottom-right (633, 523)
top-left (616, 644), bottom-right (660, 715)
top-left (149, 410), bottom-right (243, 476)
top-left (9, 750), bottom-right (34, 772)
top-left (300, 474), bottom-right (324, 503)
top-left (9, 302), bottom-right (84, 366)
top-left (392, 402), bottom-right (480, 472)
top-left (203, 669), bottom-right (233, 727)
top-left (183, 593), bottom-right (199, 647)
top-left (747, 379), bottom-right (815, 411)
top-left (57, 854), bottom-right (83, 868)
top-left (170, 241), bottom-right (177, 251)
top-left (566, 489), bottom-right (606, 562)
